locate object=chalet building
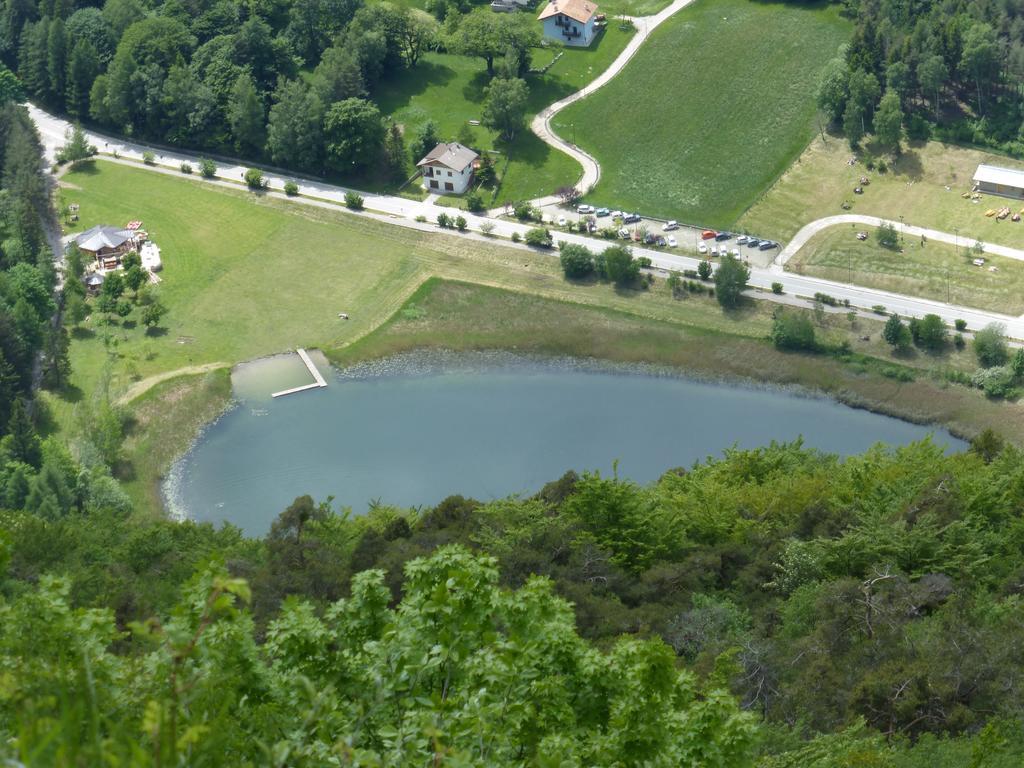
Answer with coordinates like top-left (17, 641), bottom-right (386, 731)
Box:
top-left (74, 225), bottom-right (135, 270)
top-left (973, 164), bottom-right (1024, 200)
top-left (538, 0), bottom-right (598, 47)
top-left (417, 142), bottom-right (479, 195)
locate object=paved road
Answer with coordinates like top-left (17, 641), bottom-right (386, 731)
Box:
top-left (525, 0), bottom-right (697, 210)
top-left (776, 214), bottom-right (1024, 268)
top-left (33, 106), bottom-right (1024, 339)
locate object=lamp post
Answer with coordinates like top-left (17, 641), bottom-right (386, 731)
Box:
top-left (571, 122), bottom-right (576, 145)
top-left (954, 227), bottom-right (959, 257)
top-left (899, 215), bottom-right (904, 243)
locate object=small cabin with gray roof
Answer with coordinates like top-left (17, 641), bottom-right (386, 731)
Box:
top-left (973, 164), bottom-right (1024, 199)
top-left (417, 142), bottom-right (479, 194)
top-left (74, 225), bottom-right (135, 269)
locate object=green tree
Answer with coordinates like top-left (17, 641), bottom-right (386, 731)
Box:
top-left (697, 259), bottom-right (712, 280)
top-left (266, 79), bottom-right (323, 172)
top-left (65, 40), bottom-right (99, 117)
top-left (603, 244), bottom-right (639, 286)
top-left (243, 168), bottom-right (265, 189)
top-left (918, 54), bottom-right (947, 118)
top-left (910, 313), bottom-right (947, 352)
top-left (843, 100), bottom-right (864, 146)
top-left (876, 222), bottom-right (898, 248)
top-left (227, 72), bottom-right (265, 155)
top-left (816, 56), bottom-right (848, 123)
top-left (449, 9), bottom-right (540, 76)
top-left (713, 252), bottom-right (750, 309)
top-left (55, 123), bottom-right (94, 164)
top-left (559, 243), bottom-right (594, 279)
top-left (323, 97), bottom-right (385, 172)
top-left (882, 313), bottom-right (911, 352)
top-left (45, 16), bottom-right (68, 104)
top-left (409, 118), bottom-right (440, 163)
top-left (960, 22), bottom-right (998, 114)
top-left (771, 309), bottom-right (817, 351)
top-left (141, 298), bottom-right (166, 329)
top-left (481, 76), bottom-right (528, 141)
top-left (524, 227), bottom-right (552, 247)
top-left (122, 264), bottom-right (147, 295)
top-left (313, 44), bottom-right (366, 105)
top-left (874, 89), bottom-right (903, 153)
top-left (973, 322), bottom-right (1009, 368)
top-left (7, 398), bottom-right (40, 467)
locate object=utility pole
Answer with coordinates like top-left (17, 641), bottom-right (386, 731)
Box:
top-left (954, 227), bottom-right (959, 257)
top-left (899, 215), bottom-right (904, 243)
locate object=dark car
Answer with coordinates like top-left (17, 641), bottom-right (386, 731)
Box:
top-left (759, 240), bottom-right (778, 251)
top-left (747, 239), bottom-right (761, 248)
top-left (623, 213), bottom-right (641, 224)
top-left (715, 232), bottom-right (732, 241)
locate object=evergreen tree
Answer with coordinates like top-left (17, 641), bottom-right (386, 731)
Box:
top-left (45, 15), bottom-right (66, 103)
top-left (7, 398), bottom-right (40, 467)
top-left (874, 89), bottom-right (903, 153)
top-left (227, 72), bottom-right (265, 155)
top-left (65, 40), bottom-right (99, 117)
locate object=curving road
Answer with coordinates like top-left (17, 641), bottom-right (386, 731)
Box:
top-left (32, 105), bottom-right (1024, 339)
top-left (776, 214), bottom-right (1024, 268)
top-left (526, 0), bottom-right (697, 209)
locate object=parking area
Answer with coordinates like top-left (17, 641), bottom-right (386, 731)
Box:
top-left (543, 204), bottom-right (781, 267)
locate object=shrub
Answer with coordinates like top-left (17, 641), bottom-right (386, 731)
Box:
top-left (344, 191), bottom-right (364, 210)
top-left (909, 313), bottom-right (947, 352)
top-left (872, 304), bottom-right (887, 315)
top-left (513, 202), bottom-right (534, 220)
top-left (465, 191), bottom-right (485, 213)
top-left (142, 150), bottom-right (155, 165)
top-left (180, 162), bottom-right (192, 174)
top-left (480, 221), bottom-right (495, 235)
top-left (683, 270), bottom-right (699, 279)
top-left (771, 282), bottom-right (784, 295)
top-left (877, 159), bottom-right (888, 173)
top-left (602, 245), bottom-right (639, 287)
top-left (771, 309), bottom-right (816, 351)
top-left (511, 232), bottom-right (521, 243)
top-left (415, 214), bottom-right (427, 223)
top-left (559, 244), bottom-right (595, 279)
top-left (697, 260), bottom-right (713, 280)
top-left (437, 212), bottom-right (453, 229)
top-left (954, 333), bottom-right (966, 350)
top-left (525, 227), bottom-right (553, 248)
top-left (954, 318), bottom-right (967, 331)
top-left (636, 256), bottom-right (652, 269)
top-left (284, 181), bottom-right (299, 196)
top-left (881, 366), bottom-right (914, 382)
top-left (455, 215), bottom-right (467, 232)
top-left (813, 292), bottom-right (839, 307)
top-left (244, 168), bottom-right (265, 189)
top-left (199, 158), bottom-right (216, 178)
top-left (972, 365), bottom-right (1018, 399)
top-left (883, 314), bottom-right (912, 353)
top-left (973, 322), bottom-right (1009, 368)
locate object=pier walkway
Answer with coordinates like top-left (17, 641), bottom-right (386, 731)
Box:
top-left (271, 349), bottom-right (328, 398)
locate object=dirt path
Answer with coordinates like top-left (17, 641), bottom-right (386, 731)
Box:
top-left (116, 362), bottom-right (230, 405)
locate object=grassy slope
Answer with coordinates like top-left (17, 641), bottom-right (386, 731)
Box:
top-left (337, 278), bottom-right (1024, 440)
top-left (377, 25), bottom-right (633, 204)
top-left (738, 136), bottom-right (1024, 245)
top-left (558, 0), bottom-right (850, 226)
top-left (788, 224), bottom-right (1024, 316)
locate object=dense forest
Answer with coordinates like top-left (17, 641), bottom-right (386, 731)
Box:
top-left (0, 0), bottom-right (542, 180)
top-left (4, 425), bottom-right (1024, 764)
top-left (821, 0), bottom-right (1024, 154)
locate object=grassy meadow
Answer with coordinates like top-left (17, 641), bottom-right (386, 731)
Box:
top-left (557, 0), bottom-right (851, 226)
top-left (738, 137), bottom-right (1024, 246)
top-left (787, 224), bottom-right (1024, 316)
top-left (378, 25), bottom-right (634, 204)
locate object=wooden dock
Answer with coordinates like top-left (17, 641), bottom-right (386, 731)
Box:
top-left (271, 348), bottom-right (328, 398)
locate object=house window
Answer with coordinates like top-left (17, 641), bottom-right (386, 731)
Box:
top-left (430, 179), bottom-right (439, 189)
top-left (444, 182), bottom-right (454, 191)
top-left (447, 171), bottom-right (452, 176)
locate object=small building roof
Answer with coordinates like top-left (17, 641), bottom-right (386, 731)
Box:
top-left (538, 0), bottom-right (597, 23)
top-left (973, 164), bottom-right (1024, 189)
top-left (75, 224), bottom-right (133, 253)
top-left (417, 142), bottom-right (479, 171)
top-left (84, 272), bottom-right (105, 286)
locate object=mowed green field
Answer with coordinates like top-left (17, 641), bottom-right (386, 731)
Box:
top-left (557, 0), bottom-right (851, 226)
top-left (377, 26), bottom-right (633, 204)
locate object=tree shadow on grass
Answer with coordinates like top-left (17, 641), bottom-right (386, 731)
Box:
top-left (71, 326), bottom-right (95, 340)
top-left (892, 149), bottom-right (925, 182)
top-left (377, 59), bottom-right (458, 114)
top-left (57, 383), bottom-right (85, 404)
top-left (145, 326), bottom-right (168, 337)
top-left (463, 69), bottom-right (492, 106)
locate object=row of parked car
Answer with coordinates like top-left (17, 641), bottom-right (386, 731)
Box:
top-left (575, 205), bottom-right (779, 253)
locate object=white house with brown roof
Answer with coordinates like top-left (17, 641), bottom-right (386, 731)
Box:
top-left (538, 0), bottom-right (598, 46)
top-left (417, 142), bottom-right (479, 195)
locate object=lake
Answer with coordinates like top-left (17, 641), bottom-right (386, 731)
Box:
top-left (165, 351), bottom-right (965, 535)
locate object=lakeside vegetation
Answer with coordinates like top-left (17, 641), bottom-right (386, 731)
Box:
top-left (787, 223), bottom-right (1024, 316)
top-left (558, 0), bottom-right (851, 226)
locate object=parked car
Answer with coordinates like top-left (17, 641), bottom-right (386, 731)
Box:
top-left (747, 239), bottom-right (761, 248)
top-left (596, 207), bottom-right (611, 217)
top-left (557, 216), bottom-right (567, 227)
top-left (587, 220), bottom-right (598, 233)
top-left (701, 230), bottom-right (717, 240)
top-left (698, 243), bottom-right (708, 254)
top-left (667, 235), bottom-right (678, 247)
top-left (610, 210), bottom-right (623, 219)
top-left (715, 232), bottom-right (731, 241)
top-left (643, 233), bottom-right (655, 244)
top-left (663, 220), bottom-right (679, 231)
top-left (618, 227), bottom-right (630, 239)
top-left (759, 240), bottom-right (778, 251)
top-left (577, 204), bottom-right (595, 214)
top-left (736, 235), bottom-right (748, 245)
top-left (623, 213), bottom-right (641, 224)
top-left (711, 246), bottom-right (719, 257)
top-left (731, 248), bottom-right (740, 257)
top-left (655, 236), bottom-right (667, 246)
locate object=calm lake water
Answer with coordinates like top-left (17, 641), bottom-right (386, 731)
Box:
top-left (165, 352), bottom-right (965, 535)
